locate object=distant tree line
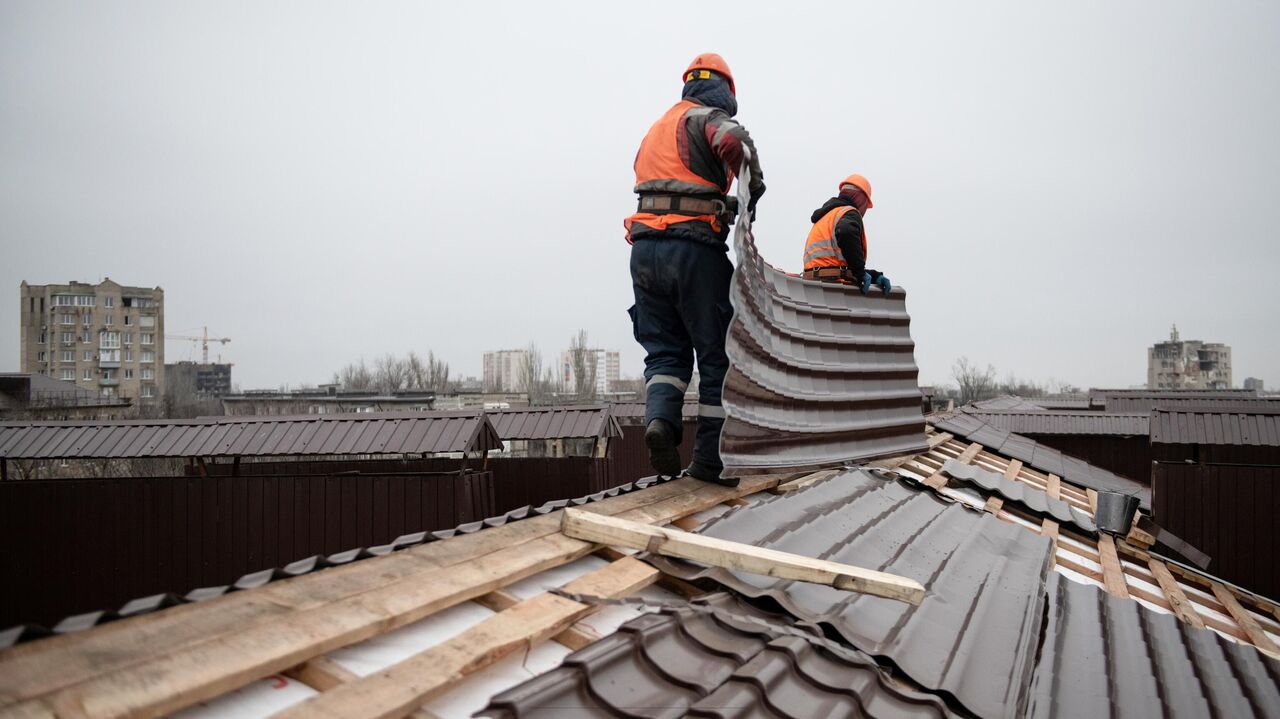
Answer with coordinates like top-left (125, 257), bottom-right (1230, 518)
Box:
top-left (332, 351), bottom-right (453, 393)
top-left (939, 356), bottom-right (1081, 405)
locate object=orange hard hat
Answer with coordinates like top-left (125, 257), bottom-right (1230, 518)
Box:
top-left (840, 173), bottom-right (873, 208)
top-left (684, 53), bottom-right (735, 94)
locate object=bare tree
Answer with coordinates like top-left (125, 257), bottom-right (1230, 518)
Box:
top-left (425, 351), bottom-right (450, 392)
top-left (334, 358), bottom-right (374, 391)
top-left (519, 343), bottom-right (547, 404)
top-left (568, 330), bottom-right (598, 402)
top-left (952, 356), bottom-right (997, 404)
top-left (373, 354), bottom-right (411, 393)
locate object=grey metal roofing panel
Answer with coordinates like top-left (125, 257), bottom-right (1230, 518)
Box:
top-left (1103, 396), bottom-right (1279, 413)
top-left (480, 594), bottom-right (955, 719)
top-left (487, 406), bottom-right (622, 440)
top-left (1028, 574), bottom-right (1280, 719)
top-left (941, 459), bottom-right (1098, 532)
top-left (929, 414), bottom-right (1151, 509)
top-left (969, 395), bottom-right (1053, 411)
top-left (656, 469), bottom-right (1053, 719)
top-left (960, 410), bottom-right (1150, 436)
top-left (719, 197), bottom-right (927, 470)
top-left (1151, 408), bottom-right (1280, 446)
top-left (0, 412), bottom-right (501, 459)
top-left (1090, 388), bottom-right (1258, 405)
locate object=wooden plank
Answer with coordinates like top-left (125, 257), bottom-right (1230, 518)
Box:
top-left (927, 431), bottom-right (954, 449)
top-left (1086, 488), bottom-right (1099, 515)
top-left (955, 443), bottom-right (983, 464)
top-left (773, 470), bottom-right (839, 494)
top-left (1040, 519), bottom-right (1059, 560)
top-left (276, 558), bottom-right (657, 719)
top-left (1002, 459), bottom-right (1023, 480)
top-left (286, 655), bottom-right (358, 692)
top-left (669, 515), bottom-right (702, 531)
top-left (1045, 473), bottom-right (1061, 500)
top-left (982, 496), bottom-right (1004, 514)
top-left (560, 508), bottom-right (924, 605)
top-left (0, 477), bottom-right (771, 719)
top-left (1147, 559), bottom-right (1205, 629)
top-left (1211, 583), bottom-right (1280, 655)
top-left (1096, 534), bottom-right (1129, 598)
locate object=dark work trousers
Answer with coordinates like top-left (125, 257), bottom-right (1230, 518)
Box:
top-left (628, 237), bottom-right (734, 470)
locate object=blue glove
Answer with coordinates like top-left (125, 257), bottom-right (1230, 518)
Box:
top-left (860, 272), bottom-right (873, 296)
top-left (876, 274), bottom-right (892, 296)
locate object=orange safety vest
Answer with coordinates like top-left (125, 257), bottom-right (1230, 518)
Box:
top-left (803, 205), bottom-right (867, 271)
top-left (624, 100), bottom-right (734, 240)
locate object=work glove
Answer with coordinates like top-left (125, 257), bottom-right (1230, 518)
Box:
top-left (876, 274), bottom-right (892, 296)
top-left (747, 181), bottom-right (765, 219)
top-left (860, 272), bottom-right (874, 296)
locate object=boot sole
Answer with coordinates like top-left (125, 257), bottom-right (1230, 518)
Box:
top-left (645, 430), bottom-right (682, 477)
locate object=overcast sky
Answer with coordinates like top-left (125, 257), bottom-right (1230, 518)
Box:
top-left (3, 1), bottom-right (1278, 391)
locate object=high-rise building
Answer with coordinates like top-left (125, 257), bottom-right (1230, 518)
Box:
top-left (558, 348), bottom-right (621, 396)
top-left (19, 279), bottom-right (165, 410)
top-left (1244, 377), bottom-right (1266, 392)
top-left (1147, 325), bottom-right (1232, 390)
top-left (482, 349), bottom-right (531, 392)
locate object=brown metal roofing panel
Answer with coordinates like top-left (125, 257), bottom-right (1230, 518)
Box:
top-left (1106, 396), bottom-right (1280, 413)
top-left (1151, 409), bottom-right (1280, 446)
top-left (395, 417), bottom-right (433, 454)
top-left (719, 196), bottom-right (927, 470)
top-left (1028, 573), bottom-right (1280, 719)
top-left (959, 410), bottom-right (1149, 436)
top-left (480, 595), bottom-right (956, 719)
top-left (314, 421), bottom-right (356, 455)
top-left (363, 419), bottom-right (399, 454)
top-left (656, 469), bottom-right (1053, 719)
top-left (272, 421), bottom-right (310, 456)
top-left (382, 419), bottom-right (418, 454)
top-left (152, 424), bottom-right (199, 456)
top-left (929, 414), bottom-right (1151, 509)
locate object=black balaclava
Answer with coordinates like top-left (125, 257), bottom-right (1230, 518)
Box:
top-left (681, 74), bottom-right (737, 117)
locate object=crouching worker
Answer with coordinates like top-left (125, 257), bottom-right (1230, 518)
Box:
top-left (802, 173), bottom-right (893, 296)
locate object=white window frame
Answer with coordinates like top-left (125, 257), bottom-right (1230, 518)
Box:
top-left (104, 296), bottom-right (114, 308)
top-left (124, 315), bottom-right (132, 326)
top-left (141, 367), bottom-right (155, 380)
top-left (141, 350), bottom-right (155, 363)
top-left (100, 331), bottom-right (121, 350)
top-left (60, 369), bottom-right (74, 381)
top-left (140, 315), bottom-right (156, 328)
top-left (82, 313), bottom-right (92, 326)
top-left (104, 315), bottom-right (113, 326)
top-left (60, 314), bottom-right (75, 325)
top-left (60, 350), bottom-right (74, 362)
top-left (123, 332), bottom-right (132, 346)
top-left (124, 350), bottom-right (132, 362)
top-left (83, 350), bottom-right (92, 362)
top-left (83, 368), bottom-right (92, 381)
top-left (141, 332), bottom-right (154, 345)
top-left (124, 368), bottom-right (134, 380)
top-left (37, 351), bottom-right (47, 362)
top-left (141, 384), bottom-right (155, 398)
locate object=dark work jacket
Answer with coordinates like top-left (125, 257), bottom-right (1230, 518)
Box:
top-left (630, 76), bottom-right (764, 248)
top-left (809, 196), bottom-right (880, 281)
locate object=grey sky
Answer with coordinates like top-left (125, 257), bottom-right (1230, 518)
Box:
top-left (3, 1), bottom-right (1278, 390)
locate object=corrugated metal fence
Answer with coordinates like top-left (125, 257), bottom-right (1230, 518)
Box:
top-left (194, 456), bottom-right (625, 516)
top-left (1152, 462), bottom-right (1279, 600)
top-left (0, 470), bottom-right (494, 628)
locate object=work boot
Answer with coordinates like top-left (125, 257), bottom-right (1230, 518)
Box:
top-left (645, 419), bottom-right (682, 477)
top-left (684, 461), bottom-right (739, 488)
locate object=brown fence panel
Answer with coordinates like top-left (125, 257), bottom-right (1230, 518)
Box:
top-left (1152, 462), bottom-right (1279, 599)
top-left (0, 470), bottom-right (494, 628)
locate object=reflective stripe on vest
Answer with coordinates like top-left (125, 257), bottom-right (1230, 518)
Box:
top-left (802, 205), bottom-right (867, 271)
top-left (624, 100), bottom-right (732, 239)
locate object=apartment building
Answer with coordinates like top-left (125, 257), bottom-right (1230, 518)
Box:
top-left (483, 349), bottom-right (531, 392)
top-left (558, 348), bottom-right (621, 396)
top-left (19, 279), bottom-right (165, 410)
top-left (1147, 325), bottom-right (1232, 390)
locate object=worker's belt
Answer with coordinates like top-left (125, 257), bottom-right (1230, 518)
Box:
top-left (803, 267), bottom-right (857, 282)
top-left (638, 194), bottom-right (730, 216)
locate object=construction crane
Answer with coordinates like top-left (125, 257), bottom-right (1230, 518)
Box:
top-left (165, 326), bottom-right (231, 363)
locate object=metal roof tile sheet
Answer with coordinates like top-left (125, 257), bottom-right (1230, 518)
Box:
top-left (961, 409), bottom-right (1150, 436)
top-left (942, 459), bottom-right (1098, 532)
top-left (1028, 574), bottom-right (1280, 719)
top-left (929, 414), bottom-right (1150, 509)
top-left (719, 190), bottom-right (927, 470)
top-left (656, 469), bottom-right (1053, 719)
top-left (480, 594), bottom-right (955, 719)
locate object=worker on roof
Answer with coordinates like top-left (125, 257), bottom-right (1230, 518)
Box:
top-left (802, 174), bottom-right (893, 296)
top-left (624, 52), bottom-right (766, 488)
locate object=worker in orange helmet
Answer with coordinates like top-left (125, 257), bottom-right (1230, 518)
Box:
top-left (802, 174), bottom-right (892, 296)
top-left (624, 53), bottom-right (766, 487)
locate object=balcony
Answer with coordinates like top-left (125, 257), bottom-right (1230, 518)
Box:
top-left (100, 377), bottom-right (119, 386)
top-left (98, 359), bottom-right (120, 369)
